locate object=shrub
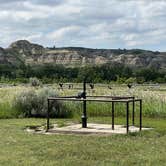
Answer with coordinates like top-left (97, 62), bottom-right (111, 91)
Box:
top-left (13, 88), bottom-right (72, 118)
top-left (29, 77), bottom-right (41, 87)
top-left (125, 77), bottom-right (136, 84)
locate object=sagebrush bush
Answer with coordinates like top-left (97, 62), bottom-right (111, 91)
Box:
top-left (13, 88), bottom-right (72, 118)
top-left (29, 77), bottom-right (41, 87)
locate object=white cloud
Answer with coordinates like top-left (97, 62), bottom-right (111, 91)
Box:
top-left (47, 26), bottom-right (81, 40)
top-left (0, 0), bottom-right (165, 51)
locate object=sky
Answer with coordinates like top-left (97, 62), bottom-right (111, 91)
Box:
top-left (0, 0), bottom-right (166, 51)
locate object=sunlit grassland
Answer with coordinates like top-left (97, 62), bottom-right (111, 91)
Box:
top-left (0, 84), bottom-right (166, 165)
top-left (56, 84), bottom-right (166, 118)
top-left (0, 86), bottom-right (32, 118)
top-left (0, 118), bottom-right (165, 166)
top-left (0, 83), bottom-right (166, 118)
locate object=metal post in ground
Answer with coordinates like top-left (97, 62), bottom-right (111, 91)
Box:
top-left (82, 79), bottom-right (87, 128)
top-left (140, 99), bottom-right (142, 131)
top-left (132, 97), bottom-right (135, 126)
top-left (126, 101), bottom-right (129, 133)
top-left (112, 101), bottom-right (115, 130)
top-left (46, 99), bottom-right (50, 131)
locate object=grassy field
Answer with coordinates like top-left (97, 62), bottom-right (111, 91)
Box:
top-left (0, 83), bottom-right (166, 118)
top-left (0, 118), bottom-right (165, 166)
top-left (0, 84), bottom-right (165, 165)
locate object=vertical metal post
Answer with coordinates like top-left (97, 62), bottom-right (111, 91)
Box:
top-left (132, 97), bottom-right (135, 126)
top-left (82, 80), bottom-right (87, 128)
top-left (46, 99), bottom-right (50, 132)
top-left (126, 101), bottom-right (129, 133)
top-left (112, 101), bottom-right (115, 130)
top-left (140, 100), bottom-right (142, 131)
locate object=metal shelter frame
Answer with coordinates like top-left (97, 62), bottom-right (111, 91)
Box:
top-left (47, 81), bottom-right (142, 134)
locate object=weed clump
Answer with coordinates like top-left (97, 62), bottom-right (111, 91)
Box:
top-left (13, 88), bottom-right (72, 118)
top-left (29, 77), bottom-right (41, 87)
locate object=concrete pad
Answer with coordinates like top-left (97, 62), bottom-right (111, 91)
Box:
top-left (26, 123), bottom-right (152, 135)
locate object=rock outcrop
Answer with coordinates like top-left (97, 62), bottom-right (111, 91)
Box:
top-left (0, 40), bottom-right (165, 69)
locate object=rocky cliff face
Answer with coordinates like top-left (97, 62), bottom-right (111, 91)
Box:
top-left (0, 40), bottom-right (166, 69)
top-left (9, 40), bottom-right (45, 56)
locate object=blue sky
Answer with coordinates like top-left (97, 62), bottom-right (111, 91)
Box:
top-left (0, 0), bottom-right (166, 51)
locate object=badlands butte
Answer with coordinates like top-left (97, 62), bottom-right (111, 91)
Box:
top-left (0, 40), bottom-right (165, 69)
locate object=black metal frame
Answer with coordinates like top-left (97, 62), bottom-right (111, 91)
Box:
top-left (46, 82), bottom-right (142, 134)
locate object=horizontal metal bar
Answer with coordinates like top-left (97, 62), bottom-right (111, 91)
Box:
top-left (52, 96), bottom-right (135, 100)
top-left (53, 96), bottom-right (134, 99)
top-left (48, 97), bottom-right (141, 103)
top-left (53, 96), bottom-right (78, 98)
top-left (86, 95), bottom-right (134, 99)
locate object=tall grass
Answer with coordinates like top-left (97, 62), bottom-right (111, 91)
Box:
top-left (0, 84), bottom-right (165, 119)
top-left (59, 84), bottom-right (166, 118)
top-left (0, 102), bottom-right (20, 118)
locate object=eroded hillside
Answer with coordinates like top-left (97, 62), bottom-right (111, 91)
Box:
top-left (0, 40), bottom-right (165, 69)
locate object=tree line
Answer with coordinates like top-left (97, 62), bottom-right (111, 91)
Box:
top-left (0, 63), bottom-right (165, 83)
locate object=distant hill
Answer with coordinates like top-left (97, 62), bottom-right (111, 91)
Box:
top-left (0, 40), bottom-right (165, 69)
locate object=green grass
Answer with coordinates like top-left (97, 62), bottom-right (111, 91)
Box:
top-left (0, 84), bottom-right (166, 118)
top-left (0, 102), bottom-right (20, 118)
top-left (0, 84), bottom-right (165, 165)
top-left (0, 118), bottom-right (165, 166)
